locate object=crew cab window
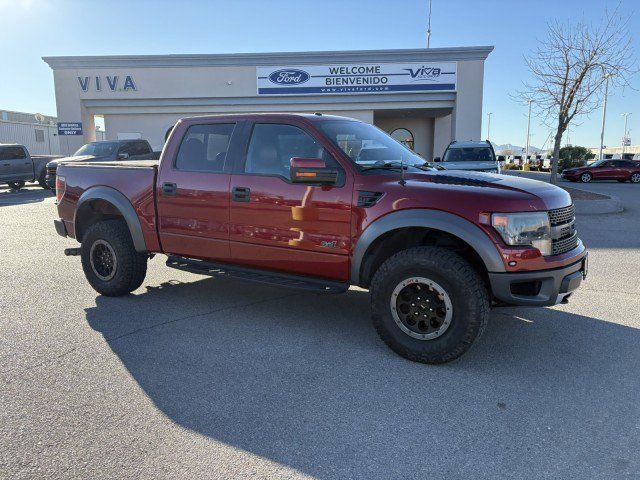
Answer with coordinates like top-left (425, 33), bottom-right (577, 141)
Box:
top-left (175, 123), bottom-right (234, 172)
top-left (0, 146), bottom-right (27, 160)
top-left (245, 123), bottom-right (334, 178)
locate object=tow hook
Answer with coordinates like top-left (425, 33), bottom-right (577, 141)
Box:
top-left (64, 247), bottom-right (81, 256)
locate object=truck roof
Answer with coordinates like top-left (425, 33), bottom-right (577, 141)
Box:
top-left (448, 140), bottom-right (492, 149)
top-left (177, 112), bottom-right (359, 124)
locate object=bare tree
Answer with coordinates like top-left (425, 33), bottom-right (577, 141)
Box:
top-left (519, 6), bottom-right (636, 183)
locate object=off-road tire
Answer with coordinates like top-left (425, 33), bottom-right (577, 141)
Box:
top-left (81, 220), bottom-right (147, 296)
top-left (370, 246), bottom-right (490, 364)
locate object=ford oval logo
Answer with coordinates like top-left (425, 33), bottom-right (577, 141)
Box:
top-left (268, 69), bottom-right (310, 86)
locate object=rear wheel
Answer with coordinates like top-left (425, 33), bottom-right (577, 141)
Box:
top-left (7, 180), bottom-right (25, 190)
top-left (81, 220), bottom-right (147, 296)
top-left (580, 172), bottom-right (592, 183)
top-left (630, 172), bottom-right (640, 184)
top-left (370, 246), bottom-right (490, 364)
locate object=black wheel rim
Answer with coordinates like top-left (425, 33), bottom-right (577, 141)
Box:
top-left (90, 240), bottom-right (117, 281)
top-left (390, 277), bottom-right (453, 340)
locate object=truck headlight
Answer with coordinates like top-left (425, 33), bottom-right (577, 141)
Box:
top-left (491, 212), bottom-right (552, 255)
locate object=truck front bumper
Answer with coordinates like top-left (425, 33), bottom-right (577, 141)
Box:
top-left (489, 254), bottom-right (588, 307)
top-left (54, 219), bottom-right (67, 238)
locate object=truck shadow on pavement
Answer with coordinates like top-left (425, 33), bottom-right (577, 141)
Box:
top-left (0, 185), bottom-right (53, 206)
top-left (84, 277), bottom-right (639, 478)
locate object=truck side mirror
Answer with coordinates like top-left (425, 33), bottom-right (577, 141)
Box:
top-left (117, 152), bottom-right (130, 160)
top-left (290, 157), bottom-right (338, 185)
top-left (433, 156), bottom-right (441, 162)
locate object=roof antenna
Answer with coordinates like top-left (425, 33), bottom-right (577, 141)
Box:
top-left (399, 157), bottom-right (406, 186)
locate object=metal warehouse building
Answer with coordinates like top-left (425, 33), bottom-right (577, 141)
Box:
top-left (43, 46), bottom-right (493, 157)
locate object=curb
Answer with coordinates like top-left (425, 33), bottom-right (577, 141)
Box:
top-left (574, 196), bottom-right (623, 215)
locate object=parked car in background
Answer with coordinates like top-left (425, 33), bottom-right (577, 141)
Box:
top-left (0, 143), bottom-right (61, 190)
top-left (541, 155), bottom-right (552, 172)
top-left (434, 140), bottom-right (501, 173)
top-left (46, 139), bottom-right (158, 189)
top-left (53, 113), bottom-right (587, 364)
top-left (561, 159), bottom-right (640, 183)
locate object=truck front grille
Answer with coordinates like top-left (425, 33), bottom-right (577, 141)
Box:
top-left (548, 204), bottom-right (575, 226)
top-left (552, 232), bottom-right (579, 255)
top-left (548, 205), bottom-right (578, 255)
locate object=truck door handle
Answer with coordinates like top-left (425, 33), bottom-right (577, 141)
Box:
top-left (162, 182), bottom-right (177, 196)
top-left (232, 186), bottom-right (250, 202)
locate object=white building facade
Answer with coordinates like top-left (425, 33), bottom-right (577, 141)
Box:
top-left (0, 110), bottom-right (60, 155)
top-left (43, 47), bottom-right (493, 157)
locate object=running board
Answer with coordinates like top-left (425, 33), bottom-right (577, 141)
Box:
top-left (165, 255), bottom-right (348, 294)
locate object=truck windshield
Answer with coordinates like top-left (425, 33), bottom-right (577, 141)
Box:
top-left (443, 147), bottom-right (495, 163)
top-left (318, 120), bottom-right (427, 168)
top-left (73, 142), bottom-right (119, 157)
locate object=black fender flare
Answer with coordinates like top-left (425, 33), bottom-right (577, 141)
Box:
top-left (350, 209), bottom-right (506, 285)
top-left (75, 186), bottom-right (147, 252)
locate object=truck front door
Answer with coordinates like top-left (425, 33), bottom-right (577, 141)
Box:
top-left (2, 146), bottom-right (32, 181)
top-left (229, 121), bottom-right (353, 282)
top-left (156, 122), bottom-right (241, 261)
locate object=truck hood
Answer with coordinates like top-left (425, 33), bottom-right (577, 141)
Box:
top-left (372, 170), bottom-right (571, 212)
top-left (439, 161), bottom-right (499, 171)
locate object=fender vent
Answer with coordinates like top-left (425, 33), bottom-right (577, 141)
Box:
top-left (357, 191), bottom-right (385, 208)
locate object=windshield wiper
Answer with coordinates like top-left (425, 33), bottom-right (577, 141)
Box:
top-left (360, 161), bottom-right (408, 172)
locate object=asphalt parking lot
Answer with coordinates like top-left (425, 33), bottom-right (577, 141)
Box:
top-left (1, 180), bottom-right (639, 479)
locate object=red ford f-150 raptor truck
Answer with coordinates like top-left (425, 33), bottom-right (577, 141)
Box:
top-left (53, 114), bottom-right (587, 364)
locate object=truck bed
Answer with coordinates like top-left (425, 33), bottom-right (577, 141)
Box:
top-left (56, 161), bottom-right (161, 252)
top-left (66, 159), bottom-right (160, 168)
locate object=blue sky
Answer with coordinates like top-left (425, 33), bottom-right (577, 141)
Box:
top-left (0, 0), bottom-right (637, 148)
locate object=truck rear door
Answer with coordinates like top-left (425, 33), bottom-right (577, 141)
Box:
top-left (155, 121), bottom-right (241, 261)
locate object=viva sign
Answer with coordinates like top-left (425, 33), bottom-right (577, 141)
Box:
top-left (77, 75), bottom-right (137, 92)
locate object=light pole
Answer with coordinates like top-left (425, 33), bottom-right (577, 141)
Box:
top-left (486, 112), bottom-right (492, 140)
top-left (599, 72), bottom-right (614, 161)
top-left (426, 0), bottom-right (432, 48)
top-left (621, 112), bottom-right (631, 157)
top-left (525, 99), bottom-right (533, 158)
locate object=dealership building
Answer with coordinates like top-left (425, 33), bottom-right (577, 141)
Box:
top-left (43, 46), bottom-right (493, 157)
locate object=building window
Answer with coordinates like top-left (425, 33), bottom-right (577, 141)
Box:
top-left (391, 128), bottom-right (414, 150)
top-left (35, 129), bottom-right (45, 142)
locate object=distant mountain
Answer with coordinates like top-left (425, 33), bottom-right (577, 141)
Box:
top-left (492, 143), bottom-right (542, 154)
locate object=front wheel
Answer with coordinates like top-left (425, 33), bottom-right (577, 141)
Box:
top-left (81, 220), bottom-right (147, 296)
top-left (38, 169), bottom-right (50, 189)
top-left (630, 172), bottom-right (640, 184)
top-left (7, 180), bottom-right (25, 190)
top-left (370, 247), bottom-right (490, 364)
top-left (580, 172), bottom-right (592, 183)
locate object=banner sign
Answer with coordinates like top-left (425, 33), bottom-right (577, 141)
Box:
top-left (257, 62), bottom-right (456, 95)
top-left (57, 122), bottom-right (83, 135)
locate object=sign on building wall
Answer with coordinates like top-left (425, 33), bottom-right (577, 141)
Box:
top-left (57, 122), bottom-right (83, 135)
top-left (257, 62), bottom-right (456, 95)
